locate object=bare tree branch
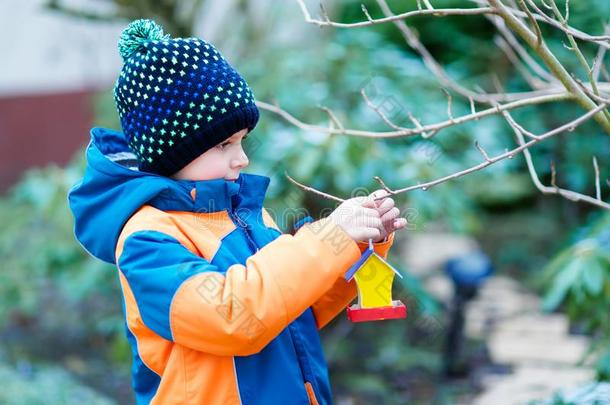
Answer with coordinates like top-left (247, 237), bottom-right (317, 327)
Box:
top-left (495, 35), bottom-right (546, 89)
top-left (407, 112), bottom-right (435, 139)
top-left (380, 102), bottom-right (609, 204)
top-left (441, 88), bottom-right (455, 121)
top-left (502, 110), bottom-right (541, 140)
top-left (286, 0), bottom-right (610, 209)
top-left (592, 26), bottom-right (610, 82)
top-left (488, 0), bottom-right (610, 134)
top-left (472, 0), bottom-right (610, 48)
top-left (317, 105), bottom-right (345, 133)
top-left (284, 171), bottom-right (344, 202)
top-left (475, 140), bottom-right (492, 162)
top-left (517, 0), bottom-right (543, 49)
top-left (372, 0), bottom-right (507, 104)
top-left (360, 89), bottom-right (403, 130)
top-left (469, 96), bottom-right (477, 115)
top-left (504, 107), bottom-right (610, 209)
top-left (485, 10), bottom-right (557, 84)
top-left (593, 156), bottom-right (601, 201)
top-left (282, 101), bottom-right (609, 207)
top-left (544, 0), bottom-right (610, 121)
top-left (257, 92), bottom-right (571, 139)
top-left (296, 0), bottom-right (495, 28)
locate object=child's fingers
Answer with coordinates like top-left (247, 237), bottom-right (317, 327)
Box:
top-left (380, 207), bottom-right (400, 224)
top-left (350, 197), bottom-right (380, 218)
top-left (358, 196), bottom-right (378, 210)
top-left (370, 189), bottom-right (391, 199)
top-left (393, 218), bottom-right (407, 229)
top-left (369, 189), bottom-right (391, 207)
top-left (375, 197), bottom-right (395, 217)
top-left (384, 217), bottom-right (407, 234)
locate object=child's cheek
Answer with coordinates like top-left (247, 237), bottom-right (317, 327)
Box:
top-left (178, 148), bottom-right (229, 180)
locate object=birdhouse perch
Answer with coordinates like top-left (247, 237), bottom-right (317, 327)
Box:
top-left (344, 239), bottom-right (407, 322)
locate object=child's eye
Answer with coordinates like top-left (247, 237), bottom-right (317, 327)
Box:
top-left (218, 134), bottom-right (248, 149)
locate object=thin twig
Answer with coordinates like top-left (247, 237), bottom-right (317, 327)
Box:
top-left (296, 0), bottom-right (496, 28)
top-left (487, 12), bottom-right (557, 83)
top-left (280, 107), bottom-right (609, 209)
top-left (602, 66), bottom-right (610, 83)
top-left (407, 112), bottom-right (435, 138)
top-left (475, 140), bottom-right (492, 161)
top-left (284, 171), bottom-right (390, 204)
top-left (545, 0), bottom-right (610, 122)
top-left (574, 79), bottom-right (610, 105)
top-left (257, 92), bottom-right (572, 139)
top-left (289, 0), bottom-right (610, 209)
top-left (502, 111), bottom-right (541, 139)
top-left (517, 0), bottom-right (543, 49)
top-left (473, 0), bottom-right (610, 47)
top-left (319, 3), bottom-right (331, 23)
top-left (422, 0), bottom-right (434, 11)
top-left (317, 105), bottom-right (345, 133)
top-left (488, 0), bottom-right (610, 134)
top-left (441, 88), bottom-right (454, 121)
top-left (373, 175), bottom-right (393, 195)
top-left (361, 4), bottom-right (374, 22)
top-left (378, 103), bottom-right (608, 201)
top-left (593, 156), bottom-right (601, 200)
top-left (284, 170), bottom-right (344, 202)
top-left (592, 28), bottom-right (608, 83)
top-left (374, 0), bottom-right (532, 104)
top-left (361, 89), bottom-right (403, 130)
top-left (503, 106), bottom-right (610, 209)
top-left (495, 35), bottom-right (545, 89)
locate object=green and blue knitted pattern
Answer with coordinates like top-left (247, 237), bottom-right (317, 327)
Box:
top-left (113, 19), bottom-right (259, 176)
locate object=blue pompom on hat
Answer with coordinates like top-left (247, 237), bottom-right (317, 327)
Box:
top-left (113, 19), bottom-right (260, 176)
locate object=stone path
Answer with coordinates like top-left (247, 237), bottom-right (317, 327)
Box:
top-left (401, 233), bottom-right (595, 405)
top-left (468, 276), bottom-right (594, 405)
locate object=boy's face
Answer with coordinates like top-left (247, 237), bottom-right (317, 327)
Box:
top-left (171, 129), bottom-right (250, 181)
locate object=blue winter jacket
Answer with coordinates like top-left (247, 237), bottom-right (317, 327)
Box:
top-left (68, 127), bottom-right (395, 404)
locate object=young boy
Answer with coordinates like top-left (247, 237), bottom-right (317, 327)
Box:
top-left (68, 19), bottom-right (406, 405)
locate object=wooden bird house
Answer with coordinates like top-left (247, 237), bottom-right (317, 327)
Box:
top-left (344, 239), bottom-right (407, 322)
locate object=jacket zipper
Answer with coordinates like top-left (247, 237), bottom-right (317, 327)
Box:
top-left (229, 210), bottom-right (259, 253)
top-left (230, 205), bottom-right (315, 402)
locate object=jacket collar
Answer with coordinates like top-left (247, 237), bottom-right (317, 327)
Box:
top-left (87, 126), bottom-right (270, 214)
top-left (69, 127), bottom-right (272, 264)
top-left (147, 172), bottom-right (270, 213)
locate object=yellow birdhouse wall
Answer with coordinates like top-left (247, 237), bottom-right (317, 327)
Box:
top-left (353, 254), bottom-right (396, 308)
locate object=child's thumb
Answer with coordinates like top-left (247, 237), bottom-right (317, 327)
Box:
top-left (359, 197), bottom-right (378, 209)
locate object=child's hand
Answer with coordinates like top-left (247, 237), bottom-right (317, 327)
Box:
top-left (368, 189), bottom-right (407, 242)
top-left (328, 197), bottom-right (383, 243)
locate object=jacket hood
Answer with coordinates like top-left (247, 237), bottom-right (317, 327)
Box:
top-left (68, 127), bottom-right (270, 264)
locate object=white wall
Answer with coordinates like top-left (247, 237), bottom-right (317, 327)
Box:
top-left (0, 0), bottom-right (124, 96)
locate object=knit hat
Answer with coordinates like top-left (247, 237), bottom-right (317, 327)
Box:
top-left (113, 19), bottom-right (260, 176)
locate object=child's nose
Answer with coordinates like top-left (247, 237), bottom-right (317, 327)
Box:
top-left (232, 148), bottom-right (249, 169)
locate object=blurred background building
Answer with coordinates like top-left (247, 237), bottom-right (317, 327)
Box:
top-left (0, 0), bottom-right (123, 192)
